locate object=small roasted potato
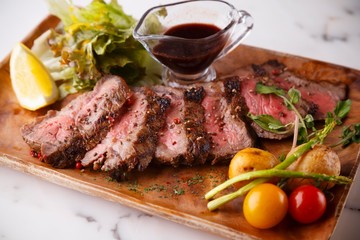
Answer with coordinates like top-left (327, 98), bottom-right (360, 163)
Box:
top-left (228, 148), bottom-right (280, 188)
top-left (287, 144), bottom-right (341, 190)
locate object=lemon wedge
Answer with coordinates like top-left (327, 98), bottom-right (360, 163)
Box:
top-left (10, 43), bottom-right (59, 111)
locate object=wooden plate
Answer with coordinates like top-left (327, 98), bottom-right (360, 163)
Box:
top-left (1, 15), bottom-right (360, 240)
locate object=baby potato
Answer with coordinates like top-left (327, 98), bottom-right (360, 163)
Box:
top-left (287, 144), bottom-right (341, 190)
top-left (228, 148), bottom-right (280, 188)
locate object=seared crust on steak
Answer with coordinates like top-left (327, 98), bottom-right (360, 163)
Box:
top-left (202, 78), bottom-right (255, 164)
top-left (21, 75), bottom-right (130, 168)
top-left (234, 60), bottom-right (347, 139)
top-left (183, 87), bottom-right (211, 165)
top-left (152, 86), bottom-right (189, 166)
top-left (81, 87), bottom-right (170, 177)
top-left (20, 59), bottom-right (348, 178)
top-left (153, 86), bottom-right (212, 166)
top-left (153, 81), bottom-right (255, 166)
top-left (248, 60), bottom-right (346, 120)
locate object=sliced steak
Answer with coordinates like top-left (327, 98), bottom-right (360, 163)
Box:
top-left (21, 75), bottom-right (130, 168)
top-left (183, 87), bottom-right (211, 165)
top-left (251, 60), bottom-right (347, 119)
top-left (152, 86), bottom-right (211, 166)
top-left (233, 60), bottom-right (346, 139)
top-left (152, 86), bottom-right (188, 166)
top-left (238, 75), bottom-right (298, 139)
top-left (201, 78), bottom-right (255, 164)
top-left (21, 60), bottom-right (348, 175)
top-left (81, 87), bottom-right (170, 177)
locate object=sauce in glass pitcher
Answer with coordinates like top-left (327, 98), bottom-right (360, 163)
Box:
top-left (152, 23), bottom-right (226, 75)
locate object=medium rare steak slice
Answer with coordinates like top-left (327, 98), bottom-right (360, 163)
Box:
top-left (234, 60), bottom-right (346, 139)
top-left (81, 87), bottom-right (170, 177)
top-left (152, 86), bottom-right (211, 166)
top-left (152, 86), bottom-right (188, 166)
top-left (21, 75), bottom-right (130, 168)
top-left (239, 76), bottom-right (300, 140)
top-left (249, 60), bottom-right (346, 119)
top-left (258, 60), bottom-right (347, 119)
top-left (201, 79), bottom-right (255, 164)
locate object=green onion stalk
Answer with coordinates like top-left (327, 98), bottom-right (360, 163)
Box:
top-left (205, 168), bottom-right (351, 210)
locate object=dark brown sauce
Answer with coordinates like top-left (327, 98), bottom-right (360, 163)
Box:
top-left (164, 23), bottom-right (221, 39)
top-left (152, 23), bottom-right (226, 75)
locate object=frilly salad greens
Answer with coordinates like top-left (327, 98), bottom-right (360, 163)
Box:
top-left (32, 0), bottom-right (162, 98)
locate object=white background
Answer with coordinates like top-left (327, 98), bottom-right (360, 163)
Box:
top-left (0, 1), bottom-right (359, 240)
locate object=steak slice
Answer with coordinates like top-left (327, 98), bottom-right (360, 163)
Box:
top-left (263, 60), bottom-right (346, 119)
top-left (251, 60), bottom-right (347, 119)
top-left (239, 75), bottom-right (298, 139)
top-left (201, 78), bottom-right (255, 164)
top-left (81, 87), bottom-right (170, 177)
top-left (152, 85), bottom-right (211, 166)
top-left (234, 60), bottom-right (346, 139)
top-left (182, 87), bottom-right (211, 165)
top-left (21, 75), bottom-right (130, 168)
top-left (152, 86), bottom-right (188, 166)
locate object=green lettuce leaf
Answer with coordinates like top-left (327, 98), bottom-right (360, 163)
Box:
top-left (43, 0), bottom-right (161, 94)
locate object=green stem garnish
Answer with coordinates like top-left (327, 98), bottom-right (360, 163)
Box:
top-left (206, 169), bottom-right (351, 211)
top-left (247, 113), bottom-right (294, 134)
top-left (252, 83), bottom-right (311, 143)
top-left (205, 168), bottom-right (351, 201)
top-left (331, 123), bottom-right (360, 148)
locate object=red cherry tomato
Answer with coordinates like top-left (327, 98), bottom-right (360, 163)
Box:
top-left (288, 185), bottom-right (327, 224)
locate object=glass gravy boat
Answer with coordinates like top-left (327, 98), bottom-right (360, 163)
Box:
top-left (133, 0), bottom-right (253, 87)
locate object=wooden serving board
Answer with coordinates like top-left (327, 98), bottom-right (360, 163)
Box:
top-left (1, 15), bottom-right (360, 240)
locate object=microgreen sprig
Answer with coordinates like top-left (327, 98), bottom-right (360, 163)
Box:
top-left (248, 83), bottom-right (313, 144)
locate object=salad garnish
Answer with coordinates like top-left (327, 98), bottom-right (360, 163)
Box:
top-left (33, 0), bottom-right (162, 98)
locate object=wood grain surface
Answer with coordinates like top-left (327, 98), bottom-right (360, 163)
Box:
top-left (0, 15), bottom-right (359, 240)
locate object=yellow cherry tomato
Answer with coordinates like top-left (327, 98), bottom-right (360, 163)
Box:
top-left (243, 183), bottom-right (288, 229)
top-left (228, 148), bottom-right (279, 188)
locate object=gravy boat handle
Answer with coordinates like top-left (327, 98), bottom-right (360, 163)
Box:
top-left (217, 10), bottom-right (254, 60)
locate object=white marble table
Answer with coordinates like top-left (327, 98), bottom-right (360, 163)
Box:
top-left (0, 0), bottom-right (359, 239)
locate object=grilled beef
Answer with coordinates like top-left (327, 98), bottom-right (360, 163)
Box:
top-left (251, 60), bottom-right (346, 119)
top-left (152, 86), bottom-right (212, 166)
top-left (234, 60), bottom-right (346, 139)
top-left (21, 75), bottom-right (130, 168)
top-left (264, 61), bottom-right (346, 119)
top-left (239, 76), bottom-right (299, 139)
top-left (182, 87), bottom-right (212, 165)
top-left (81, 87), bottom-right (170, 176)
top-left (21, 60), bottom-right (347, 176)
top-left (201, 79), bottom-right (255, 164)
top-left (152, 86), bottom-right (191, 166)
top-left (153, 83), bottom-right (255, 166)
